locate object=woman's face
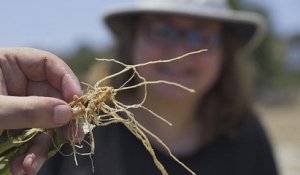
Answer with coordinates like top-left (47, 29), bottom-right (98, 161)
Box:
top-left (132, 15), bottom-right (223, 100)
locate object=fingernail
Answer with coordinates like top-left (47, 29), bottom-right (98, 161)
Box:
top-left (54, 105), bottom-right (72, 125)
top-left (24, 154), bottom-right (34, 167)
top-left (24, 155), bottom-right (44, 174)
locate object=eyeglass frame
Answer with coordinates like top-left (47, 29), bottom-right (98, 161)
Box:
top-left (136, 16), bottom-right (222, 51)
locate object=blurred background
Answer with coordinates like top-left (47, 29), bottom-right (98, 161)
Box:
top-left (1, 0), bottom-right (299, 174)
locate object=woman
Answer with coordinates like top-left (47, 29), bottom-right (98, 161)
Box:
top-left (39, 0), bottom-right (278, 174)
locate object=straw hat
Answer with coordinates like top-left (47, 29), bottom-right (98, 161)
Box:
top-left (103, 0), bottom-right (266, 52)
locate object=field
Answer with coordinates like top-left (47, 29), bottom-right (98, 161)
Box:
top-left (255, 100), bottom-right (300, 175)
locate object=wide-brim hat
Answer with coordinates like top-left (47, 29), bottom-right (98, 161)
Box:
top-left (103, 0), bottom-right (267, 52)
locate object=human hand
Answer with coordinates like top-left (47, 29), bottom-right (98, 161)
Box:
top-left (0, 47), bottom-right (83, 175)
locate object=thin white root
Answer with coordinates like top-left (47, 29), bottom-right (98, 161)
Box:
top-left (68, 50), bottom-right (206, 175)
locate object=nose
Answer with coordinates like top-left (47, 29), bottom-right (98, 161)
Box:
top-left (170, 39), bottom-right (199, 57)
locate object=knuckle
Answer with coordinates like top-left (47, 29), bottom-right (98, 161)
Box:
top-left (22, 97), bottom-right (51, 127)
top-left (23, 104), bottom-right (37, 126)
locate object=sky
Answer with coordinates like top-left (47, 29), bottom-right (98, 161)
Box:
top-left (0, 0), bottom-right (134, 54)
top-left (244, 0), bottom-right (300, 36)
top-left (1, 0), bottom-right (300, 55)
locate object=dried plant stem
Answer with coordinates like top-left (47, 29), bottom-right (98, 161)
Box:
top-left (69, 49), bottom-right (206, 175)
top-left (0, 49), bottom-right (206, 175)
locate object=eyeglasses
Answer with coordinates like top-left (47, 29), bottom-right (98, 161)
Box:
top-left (140, 21), bottom-right (221, 50)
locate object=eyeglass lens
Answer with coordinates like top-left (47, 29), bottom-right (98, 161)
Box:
top-left (144, 22), bottom-right (220, 50)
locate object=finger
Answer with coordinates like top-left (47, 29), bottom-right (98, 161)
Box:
top-left (61, 121), bottom-right (84, 143)
top-left (61, 73), bottom-right (82, 102)
top-left (0, 95), bottom-right (73, 129)
top-left (10, 154), bottom-right (26, 175)
top-left (10, 132), bottom-right (53, 175)
top-left (22, 131), bottom-right (53, 175)
top-left (0, 68), bottom-right (8, 95)
top-left (0, 49), bottom-right (27, 96)
top-left (26, 80), bottom-right (63, 99)
top-left (0, 47), bottom-right (81, 101)
top-left (15, 47), bottom-right (81, 101)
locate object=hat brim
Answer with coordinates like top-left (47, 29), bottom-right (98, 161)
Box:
top-left (103, 3), bottom-right (266, 52)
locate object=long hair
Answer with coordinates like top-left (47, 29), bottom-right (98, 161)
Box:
top-left (198, 32), bottom-right (255, 142)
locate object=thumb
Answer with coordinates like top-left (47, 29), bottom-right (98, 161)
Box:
top-left (0, 95), bottom-right (73, 129)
